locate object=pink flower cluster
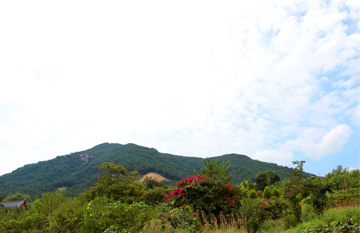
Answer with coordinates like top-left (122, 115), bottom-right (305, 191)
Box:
top-left (261, 198), bottom-right (271, 210)
top-left (172, 187), bottom-right (185, 198)
top-left (164, 174), bottom-right (211, 201)
top-left (222, 197), bottom-right (236, 206)
top-left (284, 185), bottom-right (302, 195)
top-left (175, 174), bottom-right (210, 187)
top-left (221, 184), bottom-right (242, 206)
top-left (223, 183), bottom-right (233, 191)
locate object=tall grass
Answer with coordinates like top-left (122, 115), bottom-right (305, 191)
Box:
top-left (283, 206), bottom-right (360, 233)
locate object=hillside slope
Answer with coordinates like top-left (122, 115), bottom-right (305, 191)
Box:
top-left (0, 143), bottom-right (308, 197)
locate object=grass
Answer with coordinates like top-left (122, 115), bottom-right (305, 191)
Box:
top-left (282, 206), bottom-right (359, 233)
top-left (183, 206), bottom-right (358, 233)
top-left (143, 196), bottom-right (360, 232)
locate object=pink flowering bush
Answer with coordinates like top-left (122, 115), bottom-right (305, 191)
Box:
top-left (165, 175), bottom-right (242, 220)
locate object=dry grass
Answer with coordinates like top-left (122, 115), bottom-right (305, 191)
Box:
top-left (139, 172), bottom-right (169, 182)
top-left (142, 212), bottom-right (249, 233)
top-left (201, 212), bottom-right (248, 233)
top-left (57, 187), bottom-right (67, 191)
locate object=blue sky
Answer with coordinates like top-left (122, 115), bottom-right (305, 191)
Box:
top-left (0, 0), bottom-right (359, 177)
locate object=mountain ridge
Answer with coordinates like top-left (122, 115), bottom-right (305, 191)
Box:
top-left (0, 142), bottom-right (310, 198)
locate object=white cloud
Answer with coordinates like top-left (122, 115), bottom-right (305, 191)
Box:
top-left (0, 0), bottom-right (359, 175)
top-left (253, 149), bottom-right (295, 166)
top-left (283, 124), bottom-right (352, 159)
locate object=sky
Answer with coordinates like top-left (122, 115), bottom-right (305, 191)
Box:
top-left (0, 0), bottom-right (359, 177)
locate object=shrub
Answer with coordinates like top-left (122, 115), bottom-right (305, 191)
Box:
top-left (303, 177), bottom-right (333, 215)
top-left (249, 190), bottom-right (258, 199)
top-left (283, 212), bottom-right (298, 229)
top-left (262, 198), bottom-right (286, 220)
top-left (146, 203), bottom-right (202, 232)
top-left (165, 175), bottom-right (242, 219)
top-left (283, 184), bottom-right (303, 223)
top-left (83, 197), bottom-right (153, 233)
top-left (263, 187), bottom-right (272, 199)
top-left (272, 187), bottom-right (282, 198)
top-left (142, 187), bottom-right (170, 206)
top-left (239, 198), bottom-right (262, 232)
top-left (47, 197), bottom-right (86, 232)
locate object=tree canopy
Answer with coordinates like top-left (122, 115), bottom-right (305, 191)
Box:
top-left (194, 158), bottom-right (233, 184)
top-left (254, 170), bottom-right (280, 191)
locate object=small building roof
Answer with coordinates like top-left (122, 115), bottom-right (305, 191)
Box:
top-left (0, 200), bottom-right (26, 208)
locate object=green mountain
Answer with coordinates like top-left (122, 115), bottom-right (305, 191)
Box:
top-left (0, 143), bottom-right (309, 198)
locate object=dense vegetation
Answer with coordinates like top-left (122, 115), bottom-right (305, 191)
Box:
top-left (0, 143), bottom-right (311, 198)
top-left (0, 159), bottom-right (358, 232)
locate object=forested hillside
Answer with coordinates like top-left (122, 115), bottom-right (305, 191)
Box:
top-left (0, 143), bottom-right (310, 198)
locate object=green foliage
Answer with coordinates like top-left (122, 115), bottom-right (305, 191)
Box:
top-left (303, 177), bottom-right (333, 215)
top-left (36, 191), bottom-right (66, 216)
top-left (47, 197), bottom-right (86, 232)
top-left (239, 197), bottom-right (262, 232)
top-left (263, 186), bottom-right (272, 199)
top-left (166, 175), bottom-right (241, 219)
top-left (83, 197), bottom-right (153, 233)
top-left (292, 160), bottom-right (306, 180)
top-left (147, 203), bottom-right (202, 232)
top-left (283, 183), bottom-right (304, 223)
top-left (195, 158), bottom-right (233, 184)
top-left (0, 191), bottom-right (85, 232)
top-left (254, 171), bottom-right (280, 191)
top-left (4, 193), bottom-right (32, 202)
top-left (0, 163), bottom-right (358, 233)
top-left (283, 212), bottom-right (298, 229)
top-left (249, 189), bottom-right (258, 199)
top-left (143, 177), bottom-right (167, 189)
top-left (240, 180), bottom-right (255, 190)
top-left (83, 162), bottom-right (144, 203)
top-left (272, 187), bottom-right (282, 198)
top-left (265, 198), bottom-right (287, 220)
top-left (291, 206), bottom-right (360, 233)
top-left (142, 187), bottom-right (170, 206)
top-left (0, 143), bottom-right (308, 198)
top-left (281, 160), bottom-right (309, 224)
top-left (325, 167), bottom-right (360, 191)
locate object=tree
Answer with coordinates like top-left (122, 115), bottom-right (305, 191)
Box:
top-left (83, 162), bottom-right (144, 203)
top-left (292, 160), bottom-right (306, 180)
top-left (142, 177), bottom-right (166, 190)
top-left (194, 158), bottom-right (232, 184)
top-left (254, 171), bottom-right (280, 191)
top-left (4, 193), bottom-right (32, 202)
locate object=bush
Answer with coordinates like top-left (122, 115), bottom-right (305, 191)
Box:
top-left (283, 184), bottom-right (303, 223)
top-left (239, 198), bottom-right (262, 232)
top-left (142, 187), bottom-right (170, 206)
top-left (283, 212), bottom-right (298, 229)
top-left (83, 197), bottom-right (153, 233)
top-left (145, 203), bottom-right (202, 232)
top-left (264, 198), bottom-right (287, 220)
top-left (249, 190), bottom-right (258, 199)
top-left (272, 187), bottom-right (282, 198)
top-left (47, 197), bottom-right (86, 232)
top-left (165, 175), bottom-right (242, 219)
top-left (303, 177), bottom-right (333, 215)
top-left (263, 187), bottom-right (272, 199)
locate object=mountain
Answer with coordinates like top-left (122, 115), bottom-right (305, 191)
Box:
top-left (0, 143), bottom-right (309, 198)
